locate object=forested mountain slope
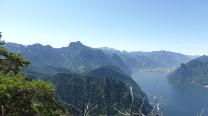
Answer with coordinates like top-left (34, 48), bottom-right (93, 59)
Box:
top-left (168, 55), bottom-right (208, 86)
top-left (51, 66), bottom-right (152, 115)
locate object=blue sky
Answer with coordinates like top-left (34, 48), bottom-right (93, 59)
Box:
top-left (0, 0), bottom-right (208, 55)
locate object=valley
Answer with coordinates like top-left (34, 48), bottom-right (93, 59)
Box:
top-left (1, 1), bottom-right (208, 115)
top-left (2, 41), bottom-right (206, 116)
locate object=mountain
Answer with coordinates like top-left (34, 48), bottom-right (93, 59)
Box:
top-left (4, 42), bottom-right (26, 52)
top-left (25, 65), bottom-right (152, 115)
top-left (131, 51), bottom-right (191, 68)
top-left (6, 42), bottom-right (192, 75)
top-left (2, 41), bottom-right (153, 115)
top-left (88, 65), bottom-right (149, 108)
top-left (51, 66), bottom-right (152, 115)
top-left (168, 55), bottom-right (208, 86)
top-left (88, 65), bottom-right (138, 85)
top-left (101, 47), bottom-right (191, 71)
top-left (5, 42), bottom-right (131, 75)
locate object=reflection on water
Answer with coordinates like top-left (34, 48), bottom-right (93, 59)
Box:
top-left (132, 72), bottom-right (208, 116)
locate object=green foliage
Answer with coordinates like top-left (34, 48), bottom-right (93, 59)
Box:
top-left (0, 73), bottom-right (64, 116)
top-left (0, 37), bottom-right (64, 116)
top-left (0, 40), bottom-right (30, 74)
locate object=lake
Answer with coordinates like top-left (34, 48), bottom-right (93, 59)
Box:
top-left (132, 71), bottom-right (208, 116)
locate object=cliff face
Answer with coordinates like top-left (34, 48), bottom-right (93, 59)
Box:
top-left (168, 55), bottom-right (208, 86)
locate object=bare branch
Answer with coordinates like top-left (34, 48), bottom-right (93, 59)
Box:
top-left (113, 107), bottom-right (130, 116)
top-left (113, 85), bottom-right (147, 116)
top-left (84, 102), bottom-right (97, 116)
top-left (197, 107), bottom-right (205, 116)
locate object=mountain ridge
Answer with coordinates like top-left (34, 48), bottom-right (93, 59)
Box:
top-left (6, 41), bottom-right (194, 74)
top-left (5, 41), bottom-right (131, 75)
top-left (101, 47), bottom-right (192, 70)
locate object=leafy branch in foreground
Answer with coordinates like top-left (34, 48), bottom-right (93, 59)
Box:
top-left (0, 33), bottom-right (30, 74)
top-left (0, 73), bottom-right (64, 116)
top-left (0, 33), bottom-right (64, 116)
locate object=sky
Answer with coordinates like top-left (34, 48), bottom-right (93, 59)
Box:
top-left (0, 0), bottom-right (208, 55)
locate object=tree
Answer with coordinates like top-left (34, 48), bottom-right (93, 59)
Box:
top-left (0, 73), bottom-right (64, 116)
top-left (0, 32), bottom-right (64, 116)
top-left (0, 32), bottom-right (30, 74)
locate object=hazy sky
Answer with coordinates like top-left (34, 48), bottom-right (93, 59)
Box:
top-left (0, 0), bottom-right (208, 55)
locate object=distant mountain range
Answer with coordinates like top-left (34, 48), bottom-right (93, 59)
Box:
top-left (5, 41), bottom-right (194, 75)
top-left (168, 55), bottom-right (208, 87)
top-left (5, 42), bottom-right (130, 75)
top-left (101, 47), bottom-right (193, 70)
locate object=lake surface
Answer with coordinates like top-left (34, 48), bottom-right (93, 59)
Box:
top-left (132, 72), bottom-right (208, 116)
